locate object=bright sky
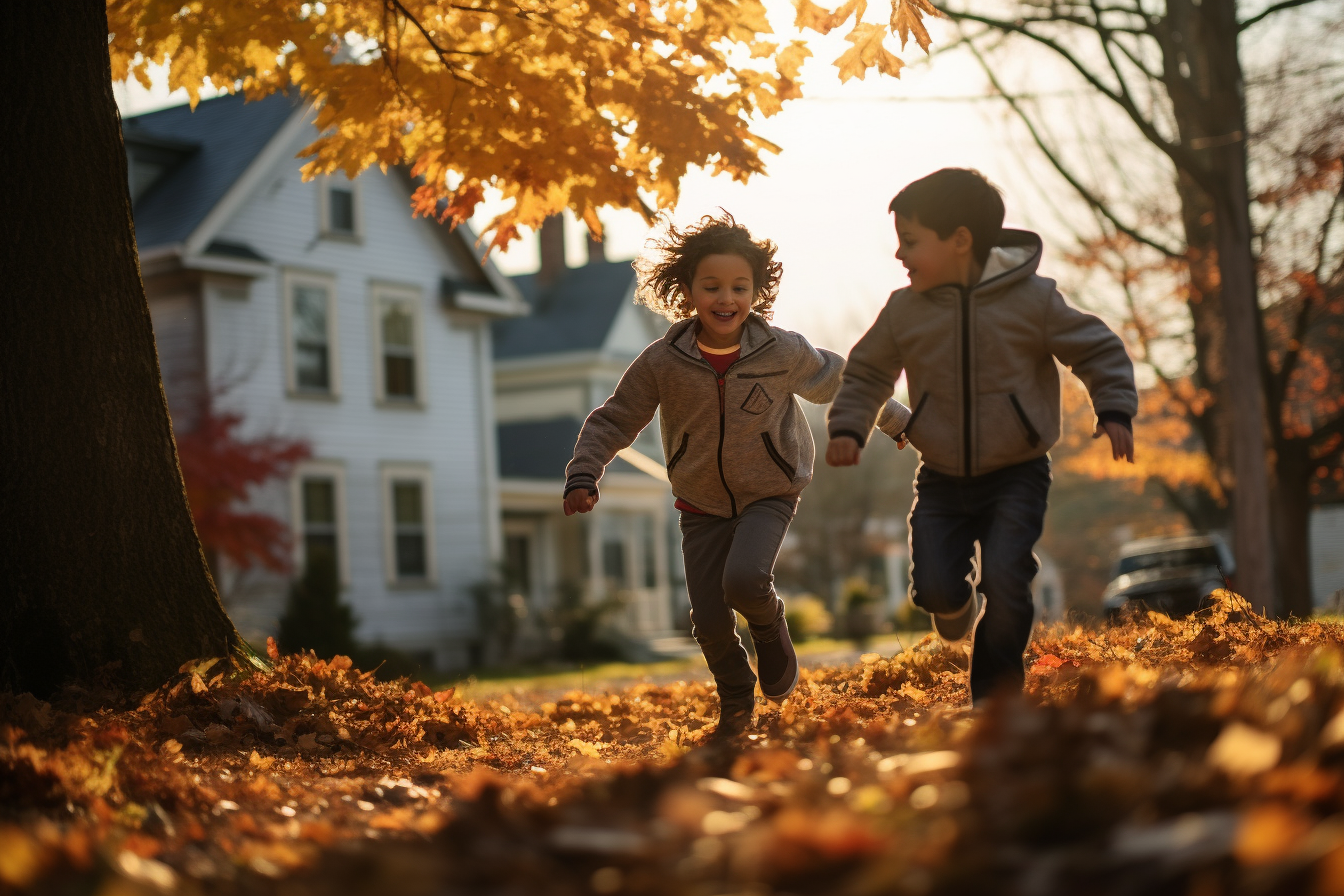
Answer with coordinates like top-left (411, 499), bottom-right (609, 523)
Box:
top-left (113, 2), bottom-right (1093, 353)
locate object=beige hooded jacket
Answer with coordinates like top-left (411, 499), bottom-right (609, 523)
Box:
top-left (566, 314), bottom-right (910, 517)
top-left (828, 229), bottom-right (1138, 478)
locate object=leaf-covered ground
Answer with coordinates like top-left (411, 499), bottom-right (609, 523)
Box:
top-left (7, 591), bottom-right (1344, 895)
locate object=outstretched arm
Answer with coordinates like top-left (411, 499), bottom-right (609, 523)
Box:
top-left (1045, 289), bottom-right (1138, 464)
top-left (563, 348), bottom-right (661, 512)
top-left (827, 299), bottom-right (905, 463)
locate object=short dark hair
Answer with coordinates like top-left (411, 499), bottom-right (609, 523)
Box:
top-left (888, 168), bottom-right (1005, 266)
top-left (634, 212), bottom-right (782, 321)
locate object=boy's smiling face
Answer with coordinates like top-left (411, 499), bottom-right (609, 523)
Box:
top-left (689, 253), bottom-right (754, 349)
top-left (894, 213), bottom-right (978, 293)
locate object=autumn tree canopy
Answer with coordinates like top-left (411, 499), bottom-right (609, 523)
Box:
top-left (108, 0), bottom-right (938, 249)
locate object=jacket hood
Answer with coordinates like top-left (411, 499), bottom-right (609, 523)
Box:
top-left (973, 229), bottom-right (1042, 295)
top-left (665, 312), bottom-right (777, 359)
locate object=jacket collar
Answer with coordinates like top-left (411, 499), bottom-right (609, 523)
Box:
top-left (920, 228), bottom-right (1043, 303)
top-left (666, 312), bottom-right (776, 360)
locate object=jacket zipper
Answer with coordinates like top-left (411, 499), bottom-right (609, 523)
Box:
top-left (960, 286), bottom-right (973, 477)
top-left (716, 372), bottom-right (738, 517)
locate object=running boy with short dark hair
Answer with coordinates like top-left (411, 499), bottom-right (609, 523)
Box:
top-left (826, 168), bottom-right (1138, 705)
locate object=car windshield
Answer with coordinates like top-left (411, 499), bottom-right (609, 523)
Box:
top-left (1117, 546), bottom-right (1221, 576)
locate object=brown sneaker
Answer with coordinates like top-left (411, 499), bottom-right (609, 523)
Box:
top-left (933, 592), bottom-right (984, 643)
top-left (710, 701), bottom-right (755, 740)
top-left (752, 615), bottom-right (799, 704)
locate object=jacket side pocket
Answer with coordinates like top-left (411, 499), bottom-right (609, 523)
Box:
top-left (666, 432), bottom-right (690, 474)
top-left (1008, 393), bottom-right (1042, 448)
top-left (901, 392), bottom-right (930, 439)
top-left (761, 432), bottom-right (796, 481)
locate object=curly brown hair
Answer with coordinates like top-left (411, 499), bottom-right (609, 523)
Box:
top-left (633, 212), bottom-right (783, 322)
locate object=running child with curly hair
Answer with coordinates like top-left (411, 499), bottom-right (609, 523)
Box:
top-left (563, 213), bottom-right (911, 737)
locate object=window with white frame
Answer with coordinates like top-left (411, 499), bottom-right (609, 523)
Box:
top-left (290, 461), bottom-right (349, 585)
top-left (381, 464), bottom-right (435, 584)
top-left (372, 285), bottom-right (422, 405)
top-left (284, 271), bottom-right (339, 397)
top-left (320, 177), bottom-right (361, 239)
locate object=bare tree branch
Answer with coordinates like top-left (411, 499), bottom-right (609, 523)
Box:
top-left (963, 32), bottom-right (1185, 258)
top-left (940, 7), bottom-right (1218, 193)
top-left (1239, 0), bottom-right (1328, 32)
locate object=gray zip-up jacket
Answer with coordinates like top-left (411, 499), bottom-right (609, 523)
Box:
top-left (828, 229), bottom-right (1138, 478)
top-left (566, 314), bottom-right (911, 517)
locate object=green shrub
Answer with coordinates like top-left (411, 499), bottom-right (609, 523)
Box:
top-left (786, 594), bottom-right (833, 641)
top-left (277, 547), bottom-right (356, 658)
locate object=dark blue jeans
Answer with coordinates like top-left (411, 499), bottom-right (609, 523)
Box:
top-left (908, 456), bottom-right (1051, 703)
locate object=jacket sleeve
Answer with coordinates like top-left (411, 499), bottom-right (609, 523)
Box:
top-left (827, 298), bottom-right (905, 447)
top-left (1044, 289), bottom-right (1138, 421)
top-left (564, 347), bottom-right (661, 497)
top-left (874, 398), bottom-right (913, 441)
top-left (784, 333), bottom-right (846, 404)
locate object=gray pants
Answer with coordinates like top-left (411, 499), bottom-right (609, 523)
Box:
top-left (679, 496), bottom-right (797, 708)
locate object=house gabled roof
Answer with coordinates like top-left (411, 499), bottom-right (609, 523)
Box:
top-left (123, 93), bottom-right (526, 313)
top-left (493, 261), bottom-right (637, 360)
top-left (123, 91), bottom-right (302, 251)
top-left (498, 417), bottom-right (639, 480)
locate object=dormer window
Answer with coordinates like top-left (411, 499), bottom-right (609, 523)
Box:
top-left (320, 178), bottom-right (361, 240)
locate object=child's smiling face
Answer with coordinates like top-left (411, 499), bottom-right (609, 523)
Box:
top-left (894, 213), bottom-right (976, 293)
top-left (689, 253), bottom-right (755, 349)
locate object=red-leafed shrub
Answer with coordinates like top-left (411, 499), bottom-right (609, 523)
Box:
top-left (174, 403), bottom-right (310, 574)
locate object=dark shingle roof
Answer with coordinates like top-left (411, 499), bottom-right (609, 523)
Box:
top-left (493, 261), bottom-right (637, 360)
top-left (498, 417), bottom-right (637, 480)
top-left (124, 92), bottom-right (301, 250)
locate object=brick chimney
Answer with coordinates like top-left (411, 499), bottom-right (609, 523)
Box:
top-left (586, 227), bottom-right (606, 264)
top-left (537, 215), bottom-right (566, 288)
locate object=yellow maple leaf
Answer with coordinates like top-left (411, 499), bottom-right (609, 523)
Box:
top-left (890, 0), bottom-right (942, 53)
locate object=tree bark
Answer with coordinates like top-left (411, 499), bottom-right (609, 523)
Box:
top-left (1273, 441), bottom-right (1315, 615)
top-left (1154, 0), bottom-right (1279, 613)
top-left (0, 1), bottom-right (241, 697)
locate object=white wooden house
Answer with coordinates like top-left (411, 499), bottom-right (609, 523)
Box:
top-left (125, 92), bottom-right (527, 670)
top-left (492, 219), bottom-right (692, 658)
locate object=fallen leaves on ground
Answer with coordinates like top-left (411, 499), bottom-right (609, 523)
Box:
top-left (7, 591), bottom-right (1344, 894)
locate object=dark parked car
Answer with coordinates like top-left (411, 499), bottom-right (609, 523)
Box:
top-left (1102, 534), bottom-right (1234, 619)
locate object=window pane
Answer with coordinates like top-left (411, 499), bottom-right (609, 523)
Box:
top-left (295, 344), bottom-right (329, 390)
top-left (602, 540), bottom-right (626, 582)
top-left (329, 187), bottom-right (355, 233)
top-left (641, 516), bottom-right (657, 588)
top-left (304, 534), bottom-right (337, 573)
top-left (384, 356), bottom-right (416, 399)
top-left (382, 306), bottom-right (413, 348)
top-left (505, 534), bottom-right (531, 593)
top-left (302, 479), bottom-right (335, 525)
top-left (395, 533), bottom-right (427, 577)
top-left (392, 481), bottom-right (423, 525)
top-left (292, 286), bottom-right (328, 342)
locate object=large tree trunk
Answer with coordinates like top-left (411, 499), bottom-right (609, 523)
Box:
top-left (1273, 442), bottom-right (1315, 615)
top-left (1157, 0), bottom-right (1279, 614)
top-left (0, 1), bottom-right (241, 697)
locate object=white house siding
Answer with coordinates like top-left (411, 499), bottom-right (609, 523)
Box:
top-left (199, 126), bottom-right (493, 669)
top-left (1313, 504), bottom-right (1344, 608)
top-left (148, 289), bottom-right (207, 432)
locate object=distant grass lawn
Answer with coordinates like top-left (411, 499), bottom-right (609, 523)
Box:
top-left (439, 630), bottom-right (931, 701)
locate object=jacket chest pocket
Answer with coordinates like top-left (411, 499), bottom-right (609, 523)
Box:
top-left (740, 383), bottom-right (774, 415)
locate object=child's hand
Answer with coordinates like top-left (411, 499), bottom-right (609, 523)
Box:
top-left (563, 489), bottom-right (598, 515)
top-left (826, 435), bottom-right (862, 467)
top-left (1094, 421), bottom-right (1135, 463)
